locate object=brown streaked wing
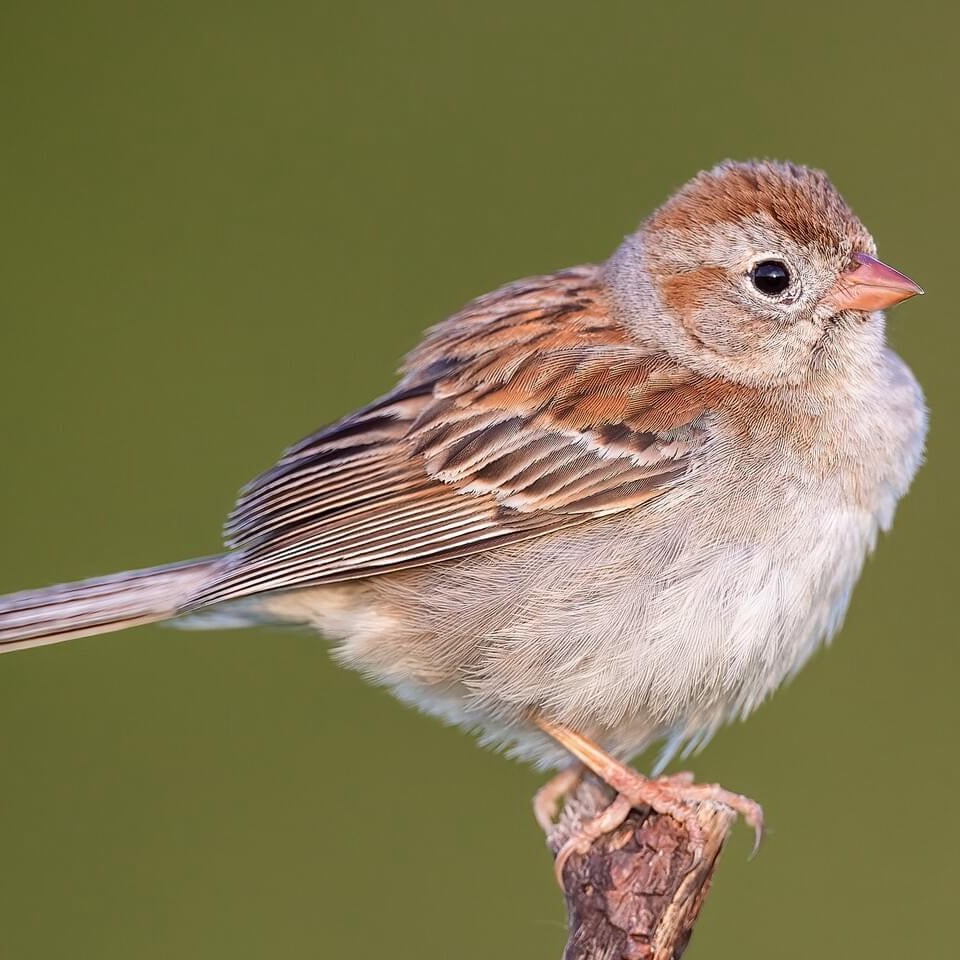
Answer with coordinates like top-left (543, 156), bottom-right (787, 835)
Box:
top-left (184, 266), bottom-right (715, 609)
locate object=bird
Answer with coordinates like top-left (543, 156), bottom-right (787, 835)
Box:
top-left (0, 160), bottom-right (926, 873)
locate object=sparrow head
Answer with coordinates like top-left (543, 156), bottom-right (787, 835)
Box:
top-left (607, 160), bottom-right (922, 387)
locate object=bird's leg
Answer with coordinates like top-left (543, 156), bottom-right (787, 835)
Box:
top-left (536, 718), bottom-right (764, 882)
top-left (532, 764), bottom-right (584, 833)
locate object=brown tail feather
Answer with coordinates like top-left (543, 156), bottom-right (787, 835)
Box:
top-left (0, 556), bottom-right (223, 652)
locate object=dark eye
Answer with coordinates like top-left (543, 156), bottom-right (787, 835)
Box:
top-left (750, 260), bottom-right (791, 296)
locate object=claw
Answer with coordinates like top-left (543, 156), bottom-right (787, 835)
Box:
top-left (536, 719), bottom-right (765, 864)
top-left (533, 765), bottom-right (584, 834)
top-left (553, 793), bottom-right (633, 886)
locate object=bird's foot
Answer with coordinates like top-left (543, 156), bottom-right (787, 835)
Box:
top-left (532, 764), bottom-right (584, 833)
top-left (612, 770), bottom-right (764, 858)
top-left (551, 791), bottom-right (634, 885)
top-left (536, 719), bottom-right (764, 884)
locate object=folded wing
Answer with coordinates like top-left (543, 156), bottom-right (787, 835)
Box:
top-left (186, 267), bottom-right (716, 608)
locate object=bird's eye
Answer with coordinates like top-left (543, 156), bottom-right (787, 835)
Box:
top-left (750, 260), bottom-right (791, 296)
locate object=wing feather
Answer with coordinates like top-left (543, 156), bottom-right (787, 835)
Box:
top-left (185, 266), bottom-right (719, 608)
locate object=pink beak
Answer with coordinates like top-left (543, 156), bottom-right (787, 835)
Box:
top-left (825, 252), bottom-right (924, 313)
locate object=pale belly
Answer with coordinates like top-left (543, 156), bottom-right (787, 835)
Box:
top-left (262, 483), bottom-right (886, 770)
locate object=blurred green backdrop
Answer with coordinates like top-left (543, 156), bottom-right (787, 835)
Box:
top-left (0, 2), bottom-right (955, 957)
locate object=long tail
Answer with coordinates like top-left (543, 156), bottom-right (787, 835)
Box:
top-left (0, 556), bottom-right (223, 653)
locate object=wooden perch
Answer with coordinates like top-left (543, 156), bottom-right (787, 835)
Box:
top-left (546, 778), bottom-right (736, 960)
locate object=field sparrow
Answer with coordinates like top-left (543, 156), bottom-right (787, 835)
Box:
top-left (0, 161), bottom-right (926, 865)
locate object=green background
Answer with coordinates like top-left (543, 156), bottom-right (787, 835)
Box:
top-left (0, 2), bottom-right (955, 957)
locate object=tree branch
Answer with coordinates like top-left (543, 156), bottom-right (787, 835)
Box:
top-left (546, 778), bottom-right (735, 960)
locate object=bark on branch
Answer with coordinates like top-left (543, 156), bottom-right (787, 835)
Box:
top-left (546, 779), bottom-right (735, 960)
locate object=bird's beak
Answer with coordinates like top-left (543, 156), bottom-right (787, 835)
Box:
top-left (825, 252), bottom-right (924, 313)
